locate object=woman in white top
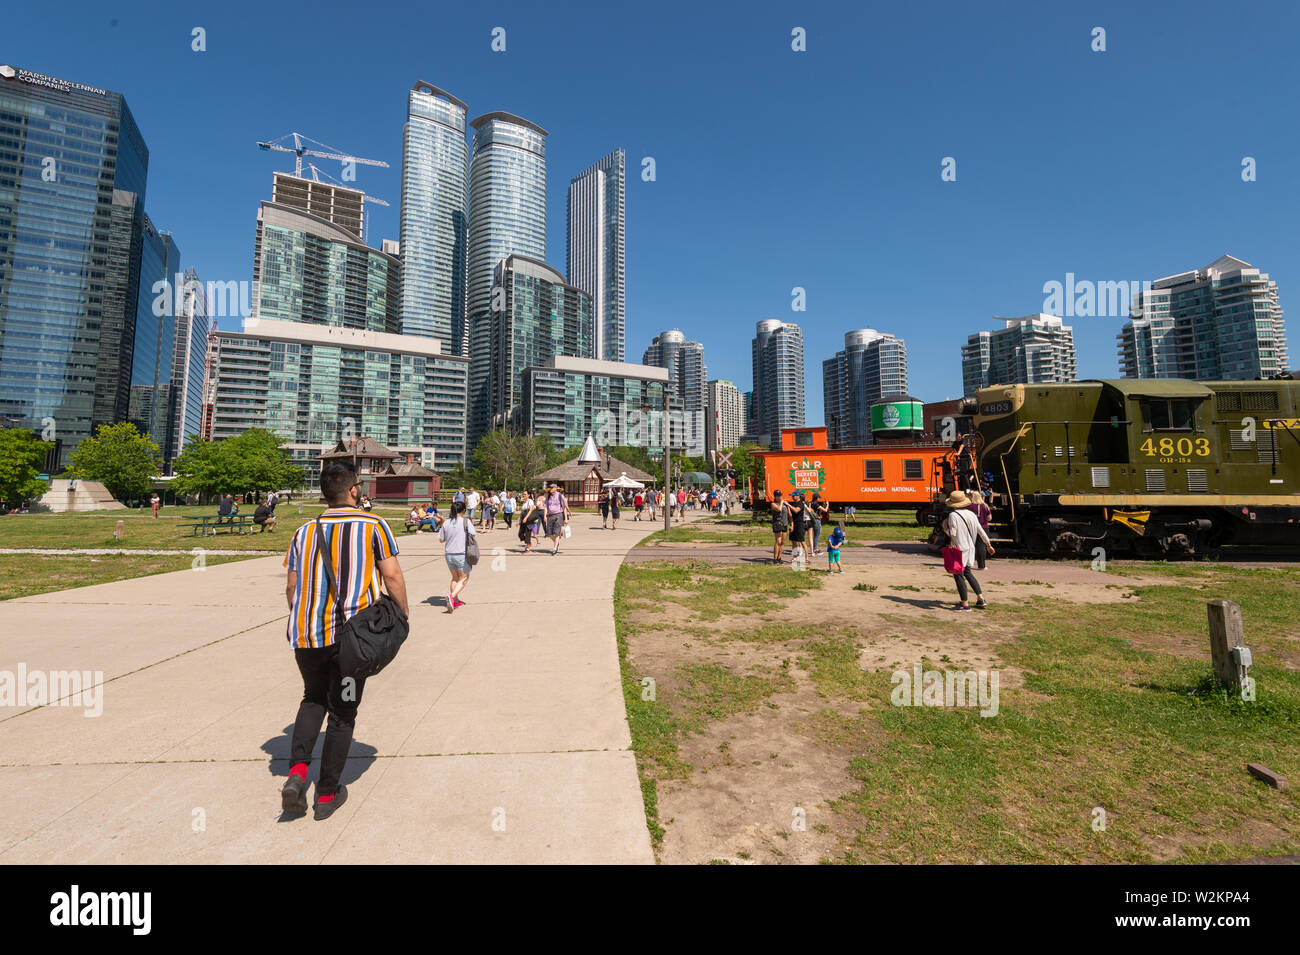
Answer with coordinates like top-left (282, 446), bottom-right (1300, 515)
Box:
top-left (438, 499), bottom-right (477, 612)
top-left (942, 490), bottom-right (993, 612)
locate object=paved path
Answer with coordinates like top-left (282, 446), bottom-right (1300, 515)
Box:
top-left (0, 510), bottom-right (700, 863)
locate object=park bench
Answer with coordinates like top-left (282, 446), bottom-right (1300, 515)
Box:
top-left (178, 515), bottom-right (262, 537)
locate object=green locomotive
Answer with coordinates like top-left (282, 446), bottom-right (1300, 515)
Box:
top-left (969, 378), bottom-right (1300, 557)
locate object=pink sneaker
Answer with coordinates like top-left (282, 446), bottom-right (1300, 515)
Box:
top-left (447, 594), bottom-right (455, 613)
top-left (452, 597), bottom-right (466, 609)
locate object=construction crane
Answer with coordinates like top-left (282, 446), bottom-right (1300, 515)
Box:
top-left (256, 131), bottom-right (388, 179)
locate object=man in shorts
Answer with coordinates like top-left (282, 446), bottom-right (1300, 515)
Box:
top-left (542, 483), bottom-right (570, 555)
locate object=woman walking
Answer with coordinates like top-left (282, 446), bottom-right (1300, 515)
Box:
top-left (942, 490), bottom-right (993, 611)
top-left (610, 490), bottom-right (621, 529)
top-left (598, 489), bottom-right (610, 528)
top-left (517, 492), bottom-right (539, 553)
top-left (503, 491), bottom-right (515, 529)
top-left (438, 499), bottom-right (477, 613)
top-left (970, 490), bottom-right (992, 570)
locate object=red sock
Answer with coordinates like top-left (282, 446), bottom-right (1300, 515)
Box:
top-left (317, 793), bottom-right (335, 804)
top-left (289, 762), bottom-right (309, 781)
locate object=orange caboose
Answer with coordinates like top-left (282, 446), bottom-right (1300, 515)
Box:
top-left (751, 426), bottom-right (951, 518)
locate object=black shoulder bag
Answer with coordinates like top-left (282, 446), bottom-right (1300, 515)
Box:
top-left (313, 517), bottom-right (409, 679)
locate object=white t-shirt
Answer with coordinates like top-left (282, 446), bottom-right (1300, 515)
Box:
top-left (466, 492), bottom-right (480, 510)
top-left (438, 515), bottom-right (477, 556)
top-left (668, 492), bottom-right (677, 506)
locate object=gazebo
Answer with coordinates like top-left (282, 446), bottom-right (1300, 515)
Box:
top-left (534, 435), bottom-right (654, 507)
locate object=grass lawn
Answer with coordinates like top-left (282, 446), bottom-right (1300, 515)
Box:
top-left (0, 553), bottom-right (257, 601)
top-left (615, 557), bottom-right (1300, 863)
top-left (0, 504), bottom-right (414, 552)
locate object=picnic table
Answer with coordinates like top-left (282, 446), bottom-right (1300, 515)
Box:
top-left (178, 515), bottom-right (262, 536)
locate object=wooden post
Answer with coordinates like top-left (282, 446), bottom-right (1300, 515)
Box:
top-left (1207, 599), bottom-right (1243, 691)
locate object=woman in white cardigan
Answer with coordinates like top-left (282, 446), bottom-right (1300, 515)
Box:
top-left (942, 490), bottom-right (993, 611)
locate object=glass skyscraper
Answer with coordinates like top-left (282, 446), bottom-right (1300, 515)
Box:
top-left (567, 149), bottom-right (626, 362)
top-left (822, 329), bottom-right (908, 447)
top-left (490, 254), bottom-right (593, 433)
top-left (750, 319), bottom-right (805, 449)
top-left (0, 65), bottom-right (150, 467)
top-left (520, 356), bottom-right (671, 453)
top-left (128, 216), bottom-right (179, 457)
top-left (1118, 255), bottom-right (1289, 380)
top-left (466, 111), bottom-right (547, 450)
top-left (169, 267), bottom-right (209, 459)
top-left (399, 82), bottom-right (469, 349)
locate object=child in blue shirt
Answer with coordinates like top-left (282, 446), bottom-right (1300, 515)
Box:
top-left (827, 524), bottom-right (846, 573)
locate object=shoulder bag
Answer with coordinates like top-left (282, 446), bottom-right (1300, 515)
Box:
top-left (314, 517), bottom-right (409, 679)
top-left (463, 516), bottom-right (481, 566)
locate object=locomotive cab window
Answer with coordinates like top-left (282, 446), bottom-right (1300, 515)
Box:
top-left (1141, 398), bottom-right (1198, 431)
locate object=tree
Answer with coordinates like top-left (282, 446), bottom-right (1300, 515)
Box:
top-left (68, 422), bottom-right (160, 501)
top-left (473, 429), bottom-right (550, 491)
top-left (0, 429), bottom-right (51, 507)
top-left (172, 430), bottom-right (304, 499)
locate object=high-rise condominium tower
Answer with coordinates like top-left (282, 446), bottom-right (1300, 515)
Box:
top-left (822, 329), bottom-right (908, 447)
top-left (750, 319), bottom-right (805, 449)
top-left (0, 64), bottom-right (151, 467)
top-left (1117, 255), bottom-right (1288, 380)
top-left (567, 149), bottom-right (626, 362)
top-left (466, 111), bottom-right (547, 449)
top-left (399, 82), bottom-right (469, 348)
top-left (706, 378), bottom-right (744, 459)
top-left (961, 314), bottom-right (1076, 395)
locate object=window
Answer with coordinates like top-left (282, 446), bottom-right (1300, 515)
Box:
top-left (1141, 399), bottom-right (1197, 431)
top-left (794, 431), bottom-right (814, 447)
top-left (903, 459), bottom-right (923, 480)
top-left (864, 459), bottom-right (883, 480)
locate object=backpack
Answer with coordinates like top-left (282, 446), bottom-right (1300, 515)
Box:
top-left (771, 502), bottom-right (789, 532)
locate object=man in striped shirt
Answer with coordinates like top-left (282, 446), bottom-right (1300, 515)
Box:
top-left (280, 461), bottom-right (409, 820)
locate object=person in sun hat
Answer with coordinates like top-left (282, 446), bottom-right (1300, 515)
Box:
top-left (942, 489), bottom-right (994, 611)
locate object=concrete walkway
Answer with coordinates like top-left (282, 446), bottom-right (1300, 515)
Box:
top-left (0, 509), bottom-right (699, 863)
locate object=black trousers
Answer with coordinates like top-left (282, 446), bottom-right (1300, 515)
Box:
top-left (953, 568), bottom-right (983, 602)
top-left (292, 643), bottom-right (365, 796)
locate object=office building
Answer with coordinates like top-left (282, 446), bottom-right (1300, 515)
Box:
top-left (128, 216), bottom-right (180, 456)
top-left (1117, 255), bottom-right (1289, 380)
top-left (822, 329), bottom-right (908, 447)
top-left (0, 65), bottom-right (152, 466)
top-left (211, 318), bottom-right (469, 485)
top-left (519, 356), bottom-right (672, 454)
top-left (465, 111), bottom-right (547, 450)
top-left (750, 319), bottom-right (805, 449)
top-left (566, 149), bottom-right (626, 361)
top-left (961, 314), bottom-right (1076, 394)
top-left (490, 255), bottom-right (593, 433)
top-left (399, 82), bottom-right (469, 347)
top-left (706, 378), bottom-right (744, 459)
top-left (169, 268), bottom-right (209, 458)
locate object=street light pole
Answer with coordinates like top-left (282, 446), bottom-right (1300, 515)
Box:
top-left (663, 387), bottom-right (672, 532)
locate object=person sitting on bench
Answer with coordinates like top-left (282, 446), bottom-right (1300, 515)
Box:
top-left (217, 494), bottom-right (238, 524)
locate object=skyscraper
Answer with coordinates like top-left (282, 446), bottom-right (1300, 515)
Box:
top-left (643, 330), bottom-right (707, 455)
top-left (169, 268), bottom-right (208, 460)
top-left (465, 111), bottom-right (547, 449)
top-left (567, 149), bottom-right (626, 361)
top-left (1117, 255), bottom-right (1289, 380)
top-left (399, 82), bottom-right (469, 347)
top-left (822, 329), bottom-right (908, 447)
top-left (706, 378), bottom-right (744, 459)
top-left (490, 254), bottom-right (593, 433)
top-left (0, 64), bottom-right (151, 466)
top-left (128, 216), bottom-right (180, 457)
top-left (750, 319), bottom-right (805, 449)
top-left (961, 314), bottom-right (1076, 395)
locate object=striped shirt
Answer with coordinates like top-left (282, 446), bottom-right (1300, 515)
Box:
top-left (284, 507), bottom-right (399, 649)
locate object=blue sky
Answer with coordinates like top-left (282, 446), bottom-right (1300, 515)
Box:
top-left (9, 0), bottom-right (1300, 425)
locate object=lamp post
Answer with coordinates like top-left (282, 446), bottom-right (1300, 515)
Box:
top-left (663, 386), bottom-right (672, 532)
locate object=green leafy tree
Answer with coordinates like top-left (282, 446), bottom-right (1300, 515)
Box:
top-left (473, 430), bottom-right (552, 491)
top-left (172, 430), bottom-right (304, 500)
top-left (0, 429), bottom-right (52, 507)
top-left (67, 422), bottom-right (160, 501)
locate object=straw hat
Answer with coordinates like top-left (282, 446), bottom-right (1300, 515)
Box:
top-left (947, 490), bottom-right (972, 509)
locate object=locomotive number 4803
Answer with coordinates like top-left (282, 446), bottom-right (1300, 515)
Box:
top-left (1139, 436), bottom-right (1211, 461)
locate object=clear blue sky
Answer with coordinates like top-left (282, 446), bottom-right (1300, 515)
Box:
top-left (9, 0), bottom-right (1300, 425)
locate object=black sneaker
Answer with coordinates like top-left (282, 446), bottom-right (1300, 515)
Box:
top-left (314, 784), bottom-right (348, 821)
top-left (281, 772), bottom-right (308, 815)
